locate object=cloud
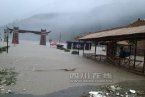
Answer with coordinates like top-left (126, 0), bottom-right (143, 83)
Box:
top-left (1, 0), bottom-right (145, 41)
top-left (0, 0), bottom-right (115, 26)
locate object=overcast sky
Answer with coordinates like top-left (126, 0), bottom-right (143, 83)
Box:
top-left (0, 0), bottom-right (145, 26)
top-left (0, 0), bottom-right (129, 26)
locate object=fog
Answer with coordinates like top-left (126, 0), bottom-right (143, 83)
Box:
top-left (0, 0), bottom-right (114, 25)
top-left (0, 0), bottom-right (145, 41)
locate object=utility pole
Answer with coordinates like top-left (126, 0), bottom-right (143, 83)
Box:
top-left (59, 32), bottom-right (61, 43)
top-left (4, 28), bottom-right (9, 53)
top-left (7, 31), bottom-right (9, 53)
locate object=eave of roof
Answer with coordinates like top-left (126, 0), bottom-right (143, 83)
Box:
top-left (79, 19), bottom-right (145, 41)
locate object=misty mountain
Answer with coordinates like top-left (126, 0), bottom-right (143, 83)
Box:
top-left (7, 1), bottom-right (145, 41)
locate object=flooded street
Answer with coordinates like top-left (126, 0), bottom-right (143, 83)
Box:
top-left (0, 40), bottom-right (145, 97)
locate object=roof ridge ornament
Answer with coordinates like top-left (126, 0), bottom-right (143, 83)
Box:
top-left (128, 18), bottom-right (145, 27)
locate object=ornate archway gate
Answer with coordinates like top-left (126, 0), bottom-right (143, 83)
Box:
top-left (8, 27), bottom-right (51, 45)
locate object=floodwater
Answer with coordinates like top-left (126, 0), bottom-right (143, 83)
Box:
top-left (0, 40), bottom-right (145, 97)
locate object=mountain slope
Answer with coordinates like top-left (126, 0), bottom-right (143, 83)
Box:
top-left (7, 1), bottom-right (145, 41)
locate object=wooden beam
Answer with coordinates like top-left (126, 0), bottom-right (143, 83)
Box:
top-left (95, 42), bottom-right (97, 55)
top-left (78, 40), bottom-right (80, 55)
top-left (143, 49), bottom-right (145, 73)
top-left (83, 41), bottom-right (85, 55)
top-left (133, 40), bottom-right (137, 69)
top-left (8, 27), bottom-right (51, 35)
top-left (128, 45), bottom-right (132, 67)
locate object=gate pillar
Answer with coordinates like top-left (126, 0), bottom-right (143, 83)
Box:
top-left (12, 27), bottom-right (19, 44)
top-left (40, 29), bottom-right (47, 45)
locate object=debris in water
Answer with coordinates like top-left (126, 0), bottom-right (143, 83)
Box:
top-left (109, 85), bottom-right (116, 91)
top-left (61, 68), bottom-right (76, 71)
top-left (82, 84), bottom-right (145, 97)
top-left (116, 92), bottom-right (120, 96)
top-left (105, 93), bottom-right (109, 95)
top-left (126, 95), bottom-right (129, 97)
top-left (136, 91), bottom-right (145, 95)
top-left (107, 85), bottom-right (122, 92)
top-left (129, 89), bottom-right (136, 94)
top-left (89, 91), bottom-right (106, 97)
top-left (23, 88), bottom-right (26, 91)
top-left (34, 68), bottom-right (76, 72)
top-left (6, 90), bottom-right (12, 94)
top-left (0, 85), bottom-right (4, 88)
top-left (1, 88), bottom-right (5, 91)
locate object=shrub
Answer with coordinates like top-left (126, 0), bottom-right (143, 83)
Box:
top-left (56, 45), bottom-right (64, 49)
top-left (71, 51), bottom-right (79, 55)
top-left (0, 46), bottom-right (10, 53)
top-left (64, 49), bottom-right (70, 52)
top-left (60, 48), bottom-right (65, 50)
top-left (0, 68), bottom-right (17, 86)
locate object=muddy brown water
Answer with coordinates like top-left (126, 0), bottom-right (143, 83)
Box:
top-left (0, 40), bottom-right (145, 97)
